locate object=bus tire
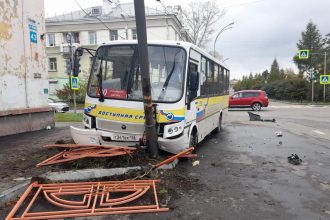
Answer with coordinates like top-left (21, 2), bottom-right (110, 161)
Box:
top-left (212, 113), bottom-right (222, 134)
top-left (189, 128), bottom-right (198, 149)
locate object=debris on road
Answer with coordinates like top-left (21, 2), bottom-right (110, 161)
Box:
top-left (275, 131), bottom-right (283, 137)
top-left (192, 160), bottom-right (200, 166)
top-left (152, 147), bottom-right (194, 169)
top-left (6, 180), bottom-right (168, 220)
top-left (248, 112), bottom-right (276, 122)
top-left (288, 154), bottom-right (302, 165)
top-left (36, 145), bottom-right (137, 167)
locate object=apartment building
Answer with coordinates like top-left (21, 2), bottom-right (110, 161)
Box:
top-left (45, 0), bottom-right (192, 98)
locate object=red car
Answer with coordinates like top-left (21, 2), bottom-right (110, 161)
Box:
top-left (229, 90), bottom-right (269, 111)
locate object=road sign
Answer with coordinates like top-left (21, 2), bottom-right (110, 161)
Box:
top-left (30, 31), bottom-right (37, 43)
top-left (320, 75), bottom-right (330, 85)
top-left (298, 49), bottom-right (309, 59)
top-left (70, 76), bottom-right (79, 90)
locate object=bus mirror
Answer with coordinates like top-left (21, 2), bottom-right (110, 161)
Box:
top-left (189, 71), bottom-right (199, 92)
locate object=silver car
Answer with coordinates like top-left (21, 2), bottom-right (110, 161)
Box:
top-left (48, 98), bottom-right (69, 113)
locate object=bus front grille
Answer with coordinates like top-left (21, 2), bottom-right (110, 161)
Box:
top-left (96, 118), bottom-right (144, 134)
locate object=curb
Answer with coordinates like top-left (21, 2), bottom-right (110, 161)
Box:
top-left (39, 166), bottom-right (142, 181)
top-left (0, 162), bottom-right (178, 207)
top-left (0, 180), bottom-right (30, 207)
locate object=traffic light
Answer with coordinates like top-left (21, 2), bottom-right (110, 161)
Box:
top-left (72, 57), bottom-right (81, 77)
top-left (65, 59), bottom-right (72, 75)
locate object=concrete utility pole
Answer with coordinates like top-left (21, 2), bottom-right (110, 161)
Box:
top-left (134, 0), bottom-right (159, 158)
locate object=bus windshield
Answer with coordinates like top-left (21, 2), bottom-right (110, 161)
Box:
top-left (88, 45), bottom-right (186, 102)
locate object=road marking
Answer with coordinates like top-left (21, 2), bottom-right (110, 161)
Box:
top-left (313, 130), bottom-right (325, 135)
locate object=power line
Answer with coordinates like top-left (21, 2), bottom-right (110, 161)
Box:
top-left (74, 0), bottom-right (125, 39)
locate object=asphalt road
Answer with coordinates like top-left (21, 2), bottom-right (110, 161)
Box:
top-left (130, 101), bottom-right (330, 220)
top-left (1, 101), bottom-right (329, 220)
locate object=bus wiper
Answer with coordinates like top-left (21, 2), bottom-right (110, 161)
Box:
top-left (158, 50), bottom-right (181, 100)
top-left (97, 60), bottom-right (104, 102)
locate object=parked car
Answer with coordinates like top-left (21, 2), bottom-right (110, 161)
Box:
top-left (229, 90), bottom-right (269, 111)
top-left (48, 98), bottom-right (69, 113)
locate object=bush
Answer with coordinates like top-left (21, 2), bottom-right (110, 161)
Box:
top-left (56, 80), bottom-right (88, 104)
top-left (263, 78), bottom-right (308, 100)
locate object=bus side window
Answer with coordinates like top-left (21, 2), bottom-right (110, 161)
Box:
top-left (200, 57), bottom-right (207, 96)
top-left (214, 64), bottom-right (219, 94)
top-left (219, 67), bottom-right (224, 95)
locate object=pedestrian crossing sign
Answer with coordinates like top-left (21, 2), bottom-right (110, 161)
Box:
top-left (298, 49), bottom-right (309, 59)
top-left (320, 75), bottom-right (330, 85)
top-left (70, 76), bottom-right (79, 90)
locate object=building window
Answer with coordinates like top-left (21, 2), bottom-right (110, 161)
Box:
top-left (91, 7), bottom-right (101, 15)
top-left (47, 33), bottom-right (55, 46)
top-left (48, 58), bottom-right (57, 71)
top-left (62, 32), bottom-right (79, 44)
top-left (110, 30), bottom-right (118, 41)
top-left (132, 29), bottom-right (137, 40)
top-left (89, 31), bottom-right (97, 44)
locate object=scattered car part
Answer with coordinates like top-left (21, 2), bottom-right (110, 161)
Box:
top-left (275, 131), bottom-right (283, 137)
top-left (36, 145), bottom-right (136, 167)
top-left (153, 147), bottom-right (194, 169)
top-left (6, 180), bottom-right (168, 220)
top-left (192, 160), bottom-right (200, 166)
top-left (248, 112), bottom-right (276, 122)
top-left (288, 154), bottom-right (302, 165)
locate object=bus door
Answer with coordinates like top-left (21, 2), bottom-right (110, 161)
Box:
top-left (185, 61), bottom-right (199, 125)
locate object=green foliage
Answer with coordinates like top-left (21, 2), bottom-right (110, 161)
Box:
top-left (268, 59), bottom-right (282, 82)
top-left (264, 78), bottom-right (308, 100)
top-left (55, 80), bottom-right (88, 104)
top-left (233, 61), bottom-right (309, 101)
top-left (55, 113), bottom-right (83, 122)
top-left (293, 22), bottom-right (325, 78)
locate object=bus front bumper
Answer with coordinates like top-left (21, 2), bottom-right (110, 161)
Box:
top-left (70, 126), bottom-right (141, 146)
top-left (71, 126), bottom-right (190, 154)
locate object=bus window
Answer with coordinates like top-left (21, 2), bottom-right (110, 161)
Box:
top-left (207, 61), bottom-right (214, 83)
top-left (88, 45), bottom-right (186, 102)
top-left (219, 67), bottom-right (224, 95)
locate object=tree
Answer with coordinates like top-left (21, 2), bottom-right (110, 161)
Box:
top-left (293, 22), bottom-right (325, 79)
top-left (325, 33), bottom-right (330, 72)
top-left (268, 59), bottom-right (281, 82)
top-left (182, 0), bottom-right (225, 48)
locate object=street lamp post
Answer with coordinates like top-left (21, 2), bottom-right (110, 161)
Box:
top-left (213, 22), bottom-right (234, 57)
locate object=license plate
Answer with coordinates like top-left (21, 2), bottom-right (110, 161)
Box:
top-left (113, 134), bottom-right (137, 141)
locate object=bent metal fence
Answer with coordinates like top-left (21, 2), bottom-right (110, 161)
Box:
top-left (36, 145), bottom-right (137, 167)
top-left (6, 180), bottom-right (168, 219)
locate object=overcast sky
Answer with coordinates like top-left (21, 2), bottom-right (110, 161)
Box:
top-left (44, 0), bottom-right (330, 79)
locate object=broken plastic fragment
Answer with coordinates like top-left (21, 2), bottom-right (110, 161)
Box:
top-left (192, 160), bottom-right (200, 166)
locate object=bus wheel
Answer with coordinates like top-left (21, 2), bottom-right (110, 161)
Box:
top-left (189, 130), bottom-right (198, 149)
top-left (212, 114), bottom-right (222, 134)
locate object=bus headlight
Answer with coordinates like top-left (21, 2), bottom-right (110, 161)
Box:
top-left (164, 121), bottom-right (185, 138)
top-left (83, 114), bottom-right (92, 128)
